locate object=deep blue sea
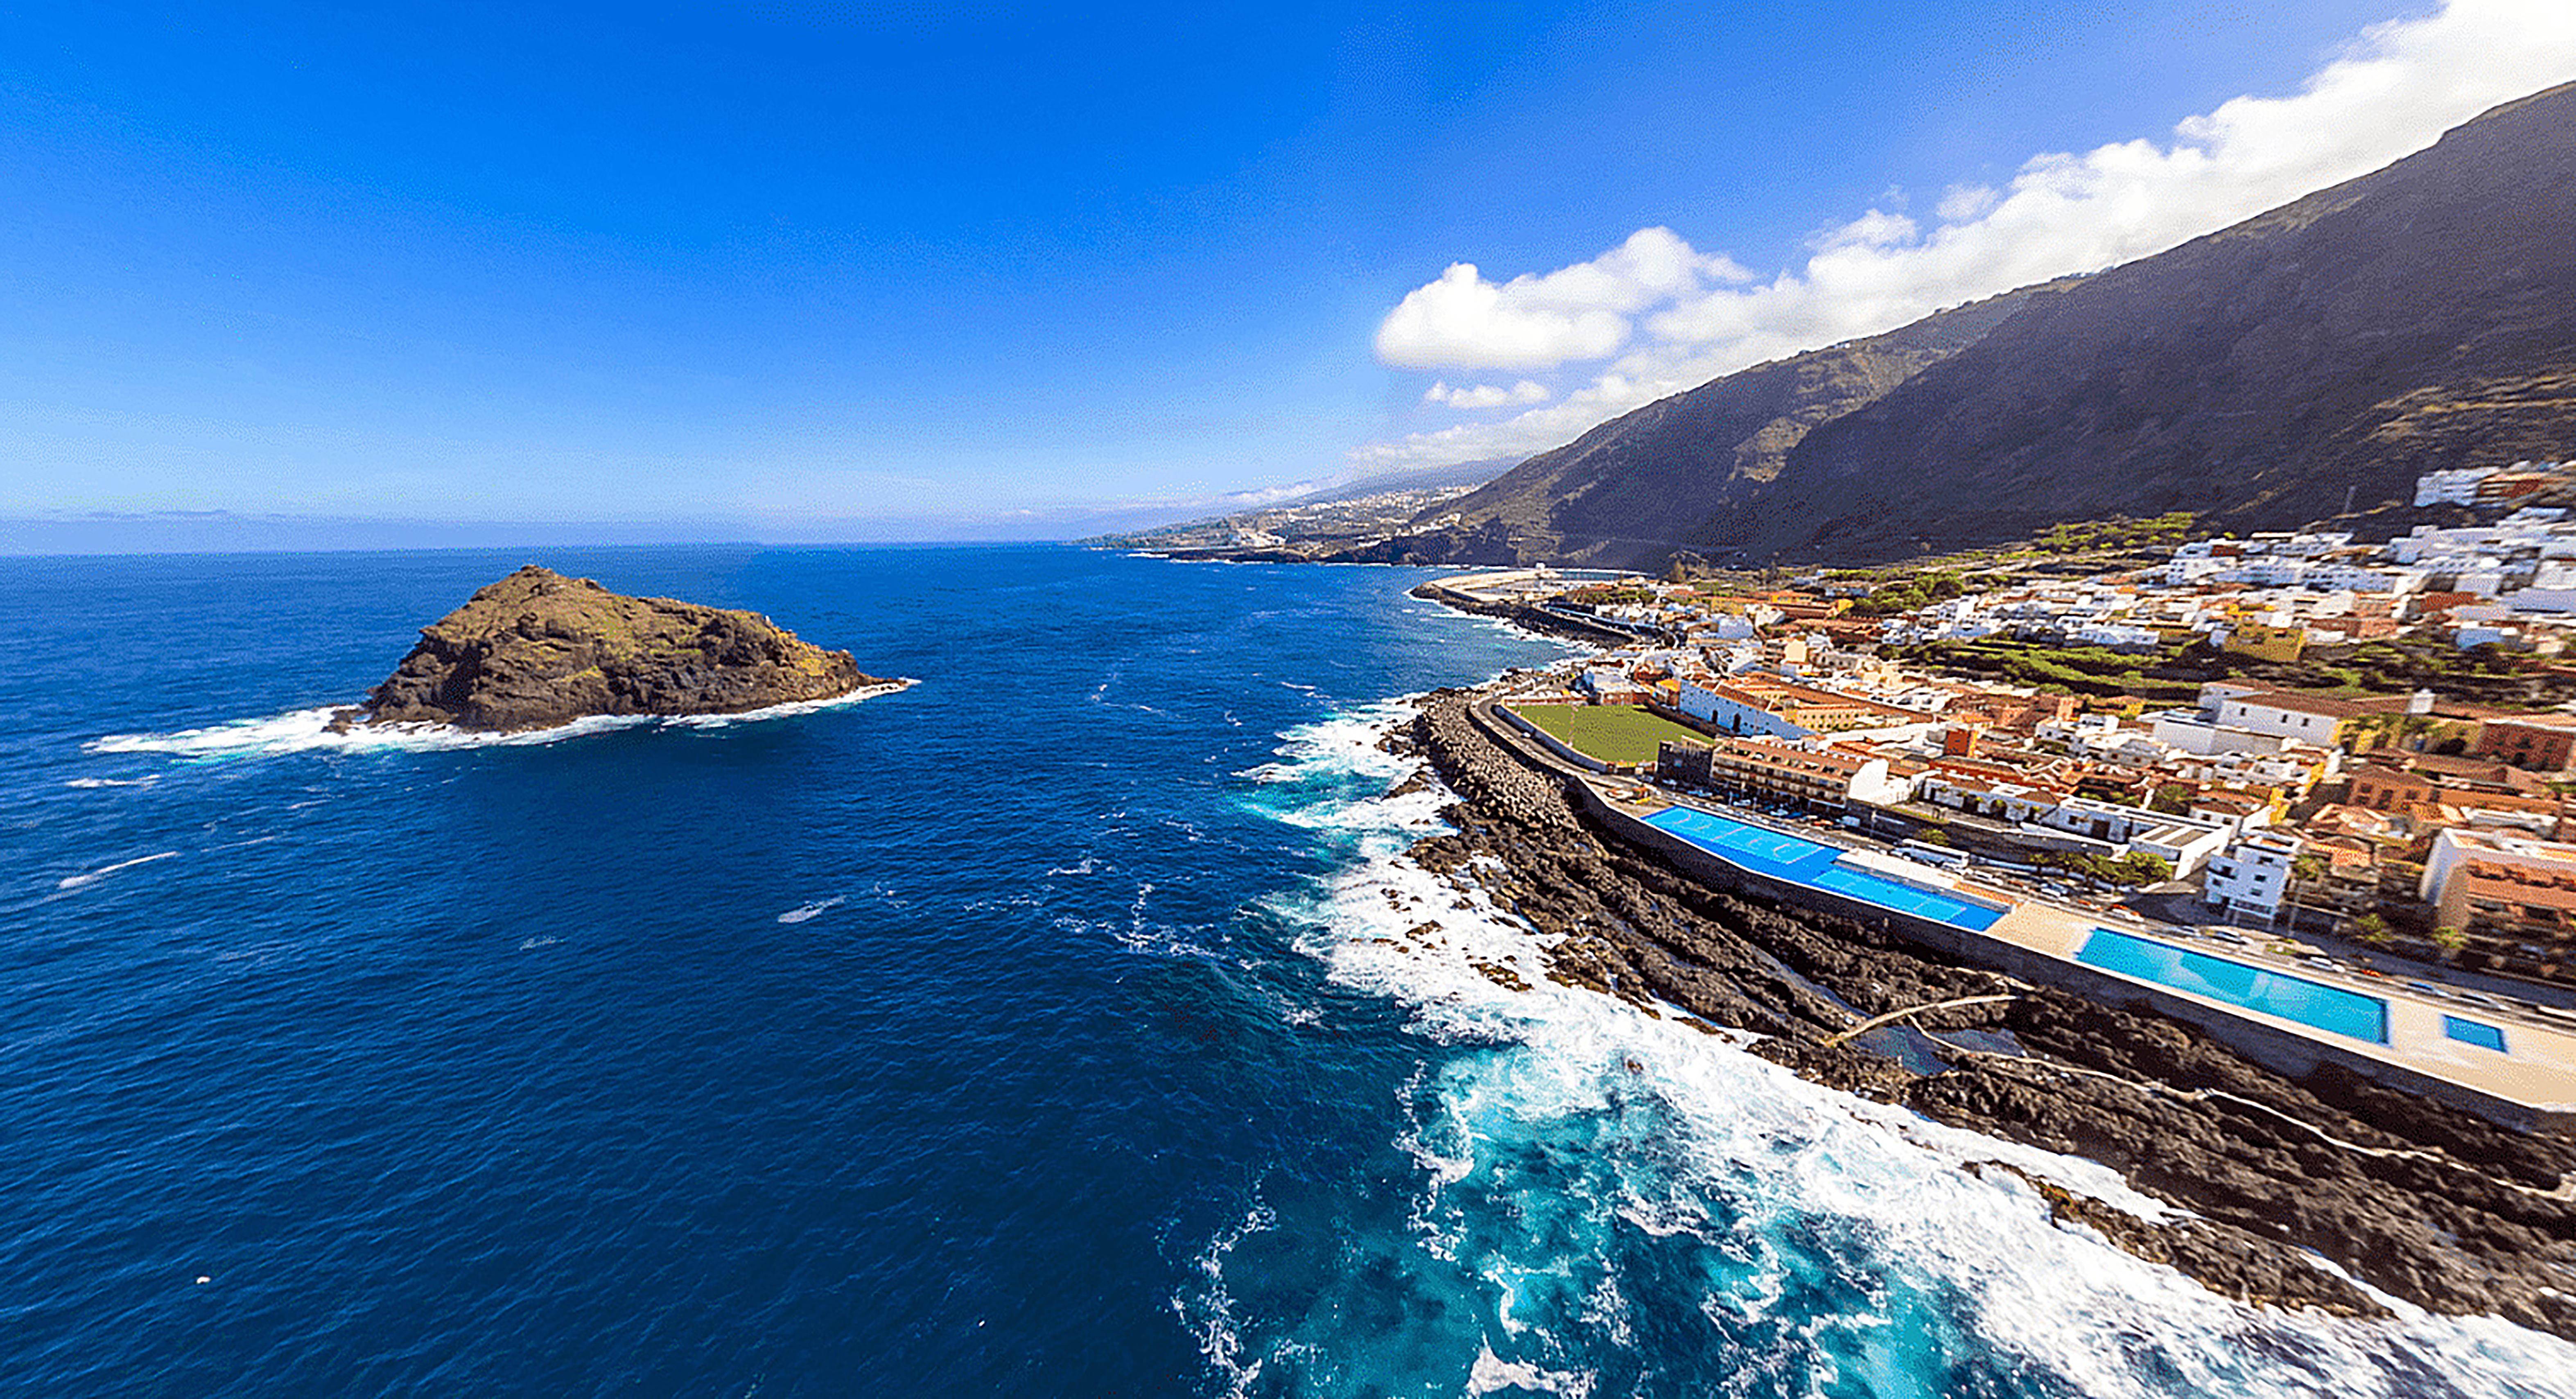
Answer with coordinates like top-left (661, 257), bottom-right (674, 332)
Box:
top-left (7, 544), bottom-right (2571, 1397)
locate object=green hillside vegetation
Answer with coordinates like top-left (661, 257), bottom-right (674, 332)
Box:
top-left (1844, 570), bottom-right (1972, 617)
top-left (2026, 513), bottom-right (2201, 555)
top-left (1891, 639), bottom-right (2203, 701)
top-left (1895, 632), bottom-right (2576, 710)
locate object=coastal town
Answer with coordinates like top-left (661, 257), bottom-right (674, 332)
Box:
top-left (1444, 461), bottom-right (2576, 977)
top-left (1397, 461), bottom-right (2576, 1144)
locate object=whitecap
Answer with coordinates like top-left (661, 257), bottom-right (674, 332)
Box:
top-left (1408, 603), bottom-right (1595, 655)
top-left (1466, 1340), bottom-right (1592, 1397)
top-left (63, 776), bottom-right (157, 789)
top-left (56, 850), bottom-right (179, 891)
top-left (777, 896), bottom-right (846, 925)
top-left (1174, 1200), bottom-right (1281, 1398)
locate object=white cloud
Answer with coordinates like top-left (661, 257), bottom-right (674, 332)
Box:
top-left (1422, 379), bottom-right (1552, 409)
top-left (1936, 183), bottom-right (2000, 223)
top-left (1372, 226), bottom-right (1753, 371)
top-left (1360, 0), bottom-right (2576, 471)
top-left (1812, 208), bottom-right (1918, 252)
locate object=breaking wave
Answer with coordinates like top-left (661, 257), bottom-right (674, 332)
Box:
top-left (1194, 705), bottom-right (2576, 1398)
top-left (777, 896), bottom-right (846, 925)
top-left (55, 850), bottom-right (180, 892)
top-left (85, 681), bottom-right (915, 762)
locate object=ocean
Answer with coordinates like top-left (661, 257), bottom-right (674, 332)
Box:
top-left (5, 543), bottom-right (2570, 1397)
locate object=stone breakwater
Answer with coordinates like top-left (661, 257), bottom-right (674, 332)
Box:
top-left (1405, 580), bottom-right (1634, 646)
top-left (1397, 685), bottom-right (2576, 1338)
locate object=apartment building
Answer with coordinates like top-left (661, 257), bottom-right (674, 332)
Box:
top-left (1654, 737), bottom-right (1913, 810)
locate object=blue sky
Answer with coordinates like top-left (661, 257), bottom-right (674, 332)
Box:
top-left (3, 0), bottom-right (2568, 550)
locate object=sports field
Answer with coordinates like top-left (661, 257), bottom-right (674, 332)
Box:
top-left (1508, 704), bottom-right (1707, 765)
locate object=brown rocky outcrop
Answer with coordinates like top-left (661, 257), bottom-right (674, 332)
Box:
top-left (346, 565), bottom-right (889, 732)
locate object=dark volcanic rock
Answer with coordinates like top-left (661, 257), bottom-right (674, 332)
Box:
top-left (351, 565), bottom-right (890, 732)
top-left (1404, 685), bottom-right (2576, 1336)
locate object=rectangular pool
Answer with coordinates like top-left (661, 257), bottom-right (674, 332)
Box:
top-left (2077, 927), bottom-right (2389, 1044)
top-left (1812, 865), bottom-right (2007, 931)
top-left (1642, 805), bottom-right (2006, 932)
top-left (1643, 806), bottom-right (1841, 878)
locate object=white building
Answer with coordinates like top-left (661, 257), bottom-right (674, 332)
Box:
top-left (2030, 796), bottom-right (2231, 877)
top-left (2204, 833), bottom-right (2302, 922)
top-left (2415, 466), bottom-right (2503, 507)
top-left (2067, 621), bottom-right (2161, 651)
top-left (2149, 709), bottom-right (2296, 757)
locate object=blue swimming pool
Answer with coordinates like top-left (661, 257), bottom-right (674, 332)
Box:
top-left (1641, 805), bottom-right (2007, 932)
top-left (2443, 1015), bottom-right (2508, 1052)
top-left (2076, 928), bottom-right (2389, 1044)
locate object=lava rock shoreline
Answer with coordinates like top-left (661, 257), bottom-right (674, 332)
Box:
top-left (1392, 684), bottom-right (2576, 1338)
top-left (341, 565), bottom-right (899, 733)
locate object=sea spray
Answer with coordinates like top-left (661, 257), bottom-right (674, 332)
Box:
top-left (1218, 702), bottom-right (2576, 1399)
top-left (85, 681), bottom-right (915, 762)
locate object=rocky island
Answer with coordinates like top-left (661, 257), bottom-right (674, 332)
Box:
top-left (341, 565), bottom-right (897, 733)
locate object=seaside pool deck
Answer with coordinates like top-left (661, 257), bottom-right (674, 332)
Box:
top-left (1641, 805), bottom-right (2006, 933)
top-left (1973, 893), bottom-right (2576, 1127)
top-left (1591, 780), bottom-right (2576, 1132)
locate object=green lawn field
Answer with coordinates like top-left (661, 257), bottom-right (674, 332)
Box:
top-left (1509, 703), bottom-right (1707, 765)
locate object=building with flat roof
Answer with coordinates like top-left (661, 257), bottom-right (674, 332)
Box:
top-left (1655, 736), bottom-right (1912, 810)
top-left (2474, 713), bottom-right (2576, 772)
top-left (1670, 674), bottom-right (1923, 740)
top-left (2422, 828), bottom-right (2576, 962)
top-left (2204, 832), bottom-right (2302, 922)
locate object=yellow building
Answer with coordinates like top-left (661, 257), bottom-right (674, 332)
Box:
top-left (2223, 623), bottom-right (2307, 663)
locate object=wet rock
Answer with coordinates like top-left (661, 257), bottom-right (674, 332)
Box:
top-left (1403, 685), bottom-right (2576, 1336)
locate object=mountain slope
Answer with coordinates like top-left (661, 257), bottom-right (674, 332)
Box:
top-left (1401, 284), bottom-right (2063, 565)
top-left (1408, 80), bottom-right (2576, 568)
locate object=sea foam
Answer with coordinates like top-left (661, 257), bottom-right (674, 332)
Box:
top-left (1213, 703), bottom-right (2576, 1399)
top-left (55, 850), bottom-right (179, 891)
top-left (86, 680), bottom-right (915, 762)
top-left (777, 896), bottom-right (845, 925)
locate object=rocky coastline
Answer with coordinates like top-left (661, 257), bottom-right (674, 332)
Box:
top-left (1391, 683), bottom-right (2576, 1338)
top-left (342, 565), bottom-right (899, 733)
top-left (1403, 579), bottom-right (1637, 646)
